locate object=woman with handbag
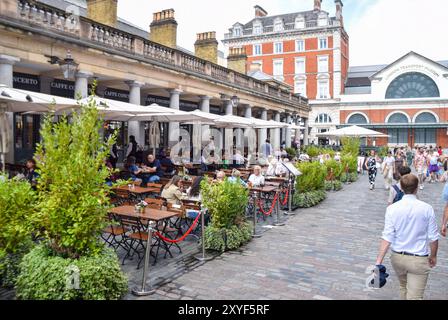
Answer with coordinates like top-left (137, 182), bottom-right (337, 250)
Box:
top-left (365, 150), bottom-right (378, 190)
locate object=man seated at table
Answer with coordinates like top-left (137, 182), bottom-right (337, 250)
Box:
top-left (141, 154), bottom-right (163, 184)
top-left (158, 149), bottom-right (176, 176)
top-left (228, 169), bottom-right (248, 187)
top-left (161, 175), bottom-right (184, 205)
top-left (124, 156), bottom-right (142, 184)
top-left (248, 165), bottom-right (265, 187)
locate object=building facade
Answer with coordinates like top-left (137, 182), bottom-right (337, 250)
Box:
top-left (222, 0), bottom-right (349, 145)
top-left (0, 0), bottom-right (309, 164)
top-left (339, 51), bottom-right (448, 147)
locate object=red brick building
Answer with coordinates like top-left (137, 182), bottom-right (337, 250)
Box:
top-left (222, 0), bottom-right (349, 101)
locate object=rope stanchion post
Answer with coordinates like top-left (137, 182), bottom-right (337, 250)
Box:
top-left (195, 207), bottom-right (213, 262)
top-left (252, 191), bottom-right (262, 238)
top-left (284, 172), bottom-right (295, 216)
top-left (132, 220), bottom-right (156, 296)
top-left (273, 190), bottom-right (285, 227)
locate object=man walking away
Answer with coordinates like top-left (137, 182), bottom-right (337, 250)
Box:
top-left (375, 174), bottom-right (439, 300)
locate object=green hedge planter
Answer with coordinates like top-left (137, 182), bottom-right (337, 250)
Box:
top-left (203, 222), bottom-right (253, 252)
top-left (324, 180), bottom-right (343, 192)
top-left (16, 245), bottom-right (128, 300)
top-left (293, 190), bottom-right (327, 208)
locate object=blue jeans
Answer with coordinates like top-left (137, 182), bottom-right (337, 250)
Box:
top-left (144, 175), bottom-right (160, 183)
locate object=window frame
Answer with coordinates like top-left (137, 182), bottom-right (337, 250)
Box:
top-left (317, 55), bottom-right (329, 73)
top-left (318, 37), bottom-right (328, 50)
top-left (317, 79), bottom-right (330, 99)
top-left (274, 42), bottom-right (283, 54)
top-left (253, 44), bottom-right (262, 56)
top-left (296, 39), bottom-right (305, 52)
top-left (295, 57), bottom-right (306, 75)
top-left (273, 59), bottom-right (284, 80)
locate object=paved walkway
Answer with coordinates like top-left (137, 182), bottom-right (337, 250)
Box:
top-left (133, 173), bottom-right (448, 300)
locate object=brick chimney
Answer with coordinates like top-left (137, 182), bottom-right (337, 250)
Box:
top-left (227, 47), bottom-right (248, 74)
top-left (195, 32), bottom-right (219, 64)
top-left (254, 5), bottom-right (268, 17)
top-left (335, 0), bottom-right (344, 26)
top-left (86, 0), bottom-right (118, 27)
top-left (150, 9), bottom-right (177, 48)
top-left (314, 0), bottom-right (322, 11)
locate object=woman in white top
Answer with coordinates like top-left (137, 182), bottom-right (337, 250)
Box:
top-left (248, 166), bottom-right (265, 187)
top-left (383, 151), bottom-right (395, 190)
top-left (266, 158), bottom-right (277, 176)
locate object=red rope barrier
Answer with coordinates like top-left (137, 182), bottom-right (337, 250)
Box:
top-left (257, 193), bottom-right (278, 216)
top-left (154, 211), bottom-right (202, 244)
top-left (281, 188), bottom-right (289, 206)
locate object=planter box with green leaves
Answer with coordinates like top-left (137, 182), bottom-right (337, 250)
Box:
top-left (200, 179), bottom-right (252, 252)
top-left (15, 93), bottom-right (128, 300)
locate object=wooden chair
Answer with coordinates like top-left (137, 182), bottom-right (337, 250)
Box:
top-left (101, 213), bottom-right (128, 252)
top-left (143, 197), bottom-right (164, 210)
top-left (111, 189), bottom-right (132, 206)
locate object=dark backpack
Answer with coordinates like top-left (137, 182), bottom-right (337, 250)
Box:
top-left (392, 184), bottom-right (404, 203)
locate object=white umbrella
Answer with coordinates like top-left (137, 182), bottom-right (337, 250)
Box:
top-left (0, 85), bottom-right (77, 112)
top-left (148, 120), bottom-right (160, 155)
top-left (316, 125), bottom-right (389, 138)
top-left (213, 114), bottom-right (255, 128)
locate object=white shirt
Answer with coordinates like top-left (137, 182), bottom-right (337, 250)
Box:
top-left (382, 195), bottom-right (439, 256)
top-left (384, 156), bottom-right (395, 167)
top-left (233, 153), bottom-right (245, 164)
top-left (248, 174), bottom-right (265, 186)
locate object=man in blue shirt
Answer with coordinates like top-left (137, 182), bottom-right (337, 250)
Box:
top-left (142, 154), bottom-right (163, 183)
top-left (261, 139), bottom-right (272, 159)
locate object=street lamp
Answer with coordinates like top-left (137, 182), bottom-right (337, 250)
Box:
top-left (59, 50), bottom-right (78, 80)
top-left (230, 95), bottom-right (240, 108)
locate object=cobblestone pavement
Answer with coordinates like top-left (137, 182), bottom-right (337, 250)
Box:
top-left (131, 173), bottom-right (448, 300)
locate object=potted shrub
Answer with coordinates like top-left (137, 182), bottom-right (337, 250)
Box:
top-left (293, 161), bottom-right (327, 208)
top-left (15, 96), bottom-right (128, 300)
top-left (0, 176), bottom-right (36, 288)
top-left (200, 179), bottom-right (252, 252)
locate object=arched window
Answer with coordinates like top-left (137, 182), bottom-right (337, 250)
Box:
top-left (315, 113), bottom-right (332, 124)
top-left (387, 112), bottom-right (409, 144)
top-left (415, 112), bottom-right (437, 124)
top-left (385, 72), bottom-right (440, 99)
top-left (415, 112), bottom-right (437, 144)
top-left (387, 113), bottom-right (409, 123)
top-left (347, 113), bottom-right (368, 124)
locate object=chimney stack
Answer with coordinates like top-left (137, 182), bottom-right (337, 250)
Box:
top-left (335, 0), bottom-right (344, 25)
top-left (314, 0), bottom-right (322, 11)
top-left (150, 9), bottom-right (177, 48)
top-left (87, 0), bottom-right (118, 27)
top-left (254, 5), bottom-right (268, 18)
top-left (195, 32), bottom-right (219, 64)
top-left (227, 47), bottom-right (248, 75)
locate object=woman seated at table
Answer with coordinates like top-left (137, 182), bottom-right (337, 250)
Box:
top-left (124, 156), bottom-right (142, 184)
top-left (248, 165), bottom-right (265, 187)
top-left (228, 169), bottom-right (248, 187)
top-left (265, 157), bottom-right (278, 176)
top-left (161, 175), bottom-right (184, 205)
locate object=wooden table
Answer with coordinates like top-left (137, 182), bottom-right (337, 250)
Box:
top-left (109, 206), bottom-right (179, 221)
top-left (109, 206), bottom-right (181, 265)
top-left (113, 185), bottom-right (161, 200)
top-left (249, 185), bottom-right (278, 193)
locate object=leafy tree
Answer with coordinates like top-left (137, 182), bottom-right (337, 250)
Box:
top-left (295, 161), bottom-right (327, 193)
top-left (33, 96), bottom-right (116, 258)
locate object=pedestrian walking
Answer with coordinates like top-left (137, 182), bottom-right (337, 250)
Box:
top-left (375, 174), bottom-right (439, 300)
top-left (414, 148), bottom-right (426, 190)
top-left (383, 151), bottom-right (395, 190)
top-left (442, 182), bottom-right (448, 237)
top-left (388, 166), bottom-right (411, 205)
top-left (365, 150), bottom-right (377, 190)
top-left (428, 151), bottom-right (439, 183)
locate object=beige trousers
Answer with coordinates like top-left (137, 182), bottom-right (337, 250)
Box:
top-left (390, 252), bottom-right (431, 300)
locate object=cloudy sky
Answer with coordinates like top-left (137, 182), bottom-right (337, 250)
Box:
top-left (117, 0), bottom-right (448, 67)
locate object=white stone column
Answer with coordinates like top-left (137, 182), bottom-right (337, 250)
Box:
top-left (285, 113), bottom-right (292, 148)
top-left (258, 108), bottom-right (268, 153)
top-left (304, 118), bottom-right (309, 146)
top-left (74, 71), bottom-right (93, 99)
top-left (199, 95), bottom-right (211, 143)
top-left (168, 89), bottom-right (182, 147)
top-left (224, 98), bottom-right (234, 161)
top-left (271, 112), bottom-right (281, 151)
top-left (126, 81), bottom-right (145, 147)
top-left (0, 55), bottom-right (20, 164)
